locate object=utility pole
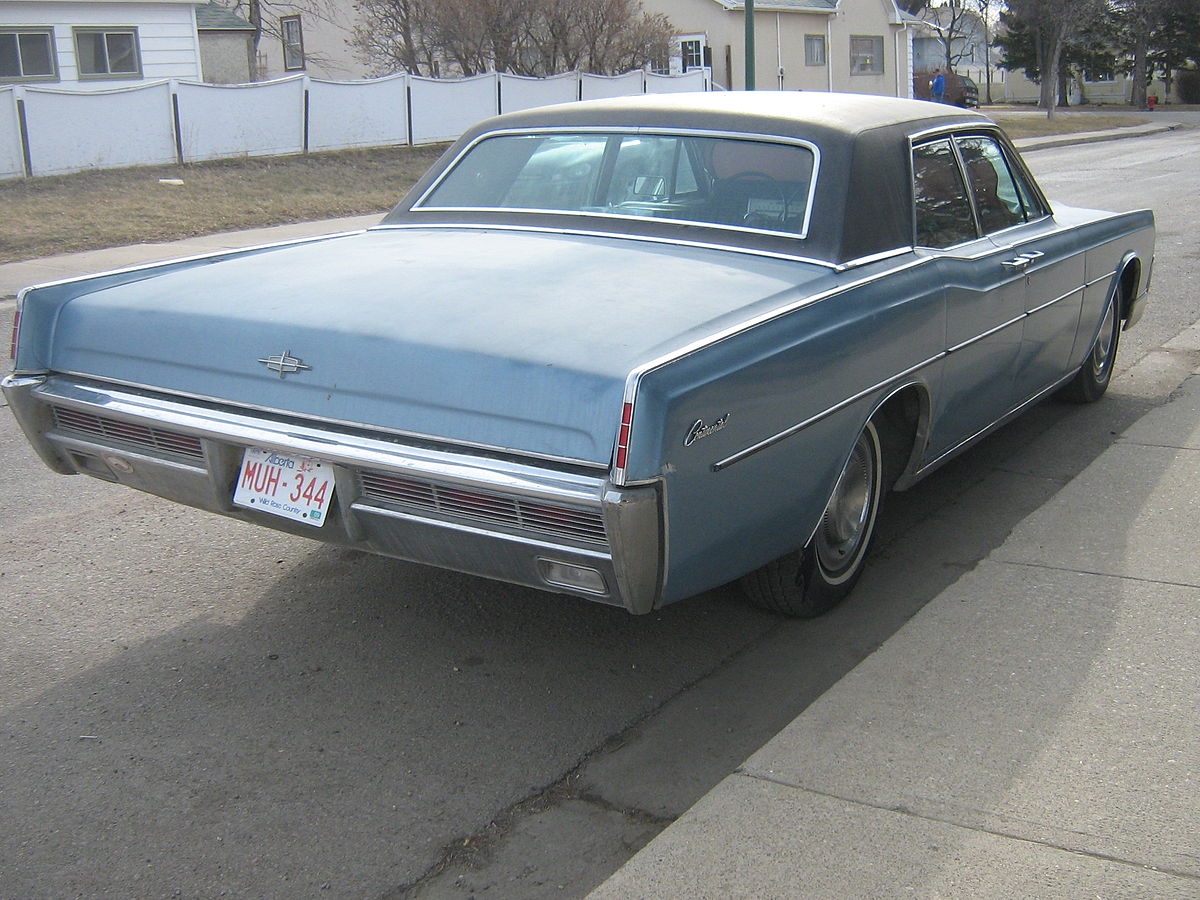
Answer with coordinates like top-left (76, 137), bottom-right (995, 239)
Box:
top-left (745, 0), bottom-right (756, 89)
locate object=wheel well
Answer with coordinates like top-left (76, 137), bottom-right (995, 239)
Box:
top-left (1118, 261), bottom-right (1140, 321)
top-left (872, 384), bottom-right (925, 491)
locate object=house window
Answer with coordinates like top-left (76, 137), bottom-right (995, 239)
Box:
top-left (281, 16), bottom-right (305, 70)
top-left (681, 39), bottom-right (703, 72)
top-left (804, 35), bottom-right (826, 66)
top-left (74, 28), bottom-right (141, 79)
top-left (850, 35), bottom-right (884, 75)
top-left (0, 28), bottom-right (58, 82)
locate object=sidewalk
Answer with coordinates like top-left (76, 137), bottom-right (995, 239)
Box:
top-left (588, 325), bottom-right (1200, 898)
top-left (0, 213), bottom-right (382, 301)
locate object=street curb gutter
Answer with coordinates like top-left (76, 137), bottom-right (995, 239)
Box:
top-left (1014, 120), bottom-right (1181, 152)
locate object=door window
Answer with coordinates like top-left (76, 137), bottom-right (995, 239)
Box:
top-left (912, 140), bottom-right (976, 248)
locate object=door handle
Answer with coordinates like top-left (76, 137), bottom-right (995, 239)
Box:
top-left (1001, 257), bottom-right (1031, 270)
top-left (1019, 250), bottom-right (1045, 261)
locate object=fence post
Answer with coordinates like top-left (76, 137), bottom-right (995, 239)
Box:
top-left (15, 86), bottom-right (32, 178)
top-left (405, 80), bottom-right (414, 147)
top-left (170, 80), bottom-right (184, 165)
top-left (302, 75), bottom-right (311, 155)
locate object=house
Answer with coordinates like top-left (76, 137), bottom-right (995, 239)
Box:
top-left (196, 1), bottom-right (255, 83)
top-left (651, 0), bottom-right (919, 96)
top-left (0, 0), bottom-right (202, 89)
top-left (248, 2), bottom-right (363, 81)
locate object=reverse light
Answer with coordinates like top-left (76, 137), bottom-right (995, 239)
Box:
top-left (538, 559), bottom-right (608, 595)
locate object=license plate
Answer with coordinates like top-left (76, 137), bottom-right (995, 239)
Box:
top-left (232, 447), bottom-right (335, 527)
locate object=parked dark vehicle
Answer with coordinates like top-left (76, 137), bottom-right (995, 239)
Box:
top-left (915, 70), bottom-right (980, 107)
top-left (5, 93), bottom-right (1152, 618)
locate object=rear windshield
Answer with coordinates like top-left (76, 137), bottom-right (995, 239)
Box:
top-left (418, 131), bottom-right (818, 238)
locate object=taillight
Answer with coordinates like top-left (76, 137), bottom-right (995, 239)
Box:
top-left (8, 303), bottom-right (19, 361)
top-left (615, 401), bottom-right (633, 473)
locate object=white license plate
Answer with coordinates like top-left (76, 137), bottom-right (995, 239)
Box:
top-left (232, 447), bottom-right (335, 527)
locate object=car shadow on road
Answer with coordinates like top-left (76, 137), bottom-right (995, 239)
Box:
top-left (0, 382), bottom-right (1163, 900)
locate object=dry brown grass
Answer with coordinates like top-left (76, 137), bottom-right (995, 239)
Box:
top-left (0, 144), bottom-right (448, 264)
top-left (988, 110), bottom-right (1152, 138)
top-left (0, 110), bottom-right (1167, 264)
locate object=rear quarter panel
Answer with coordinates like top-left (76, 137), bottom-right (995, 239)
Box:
top-left (1068, 208), bottom-right (1156, 364)
top-left (627, 258), bottom-right (946, 604)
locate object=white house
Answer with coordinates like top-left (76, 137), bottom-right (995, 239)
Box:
top-left (0, 0), bottom-right (202, 89)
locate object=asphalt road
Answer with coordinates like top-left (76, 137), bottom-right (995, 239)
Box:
top-left (1, 127), bottom-right (1197, 900)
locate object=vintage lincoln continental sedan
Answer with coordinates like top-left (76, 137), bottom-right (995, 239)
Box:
top-left (5, 92), bottom-right (1154, 617)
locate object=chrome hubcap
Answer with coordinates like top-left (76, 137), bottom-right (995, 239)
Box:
top-left (815, 429), bottom-right (877, 577)
top-left (1091, 301), bottom-right (1117, 379)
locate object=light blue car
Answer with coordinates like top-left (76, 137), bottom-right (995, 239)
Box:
top-left (4, 92), bottom-right (1154, 617)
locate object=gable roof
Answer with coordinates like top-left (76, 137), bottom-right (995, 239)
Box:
top-left (196, 2), bottom-right (256, 31)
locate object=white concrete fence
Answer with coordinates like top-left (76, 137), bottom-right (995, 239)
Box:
top-left (0, 68), bottom-right (709, 180)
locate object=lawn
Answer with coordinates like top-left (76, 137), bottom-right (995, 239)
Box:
top-left (0, 144), bottom-right (447, 264)
top-left (989, 110), bottom-right (1152, 138)
top-left (0, 108), bottom-right (1160, 264)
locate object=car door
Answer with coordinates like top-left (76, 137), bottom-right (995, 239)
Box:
top-left (913, 136), bottom-right (1025, 461)
top-left (954, 134), bottom-right (1085, 405)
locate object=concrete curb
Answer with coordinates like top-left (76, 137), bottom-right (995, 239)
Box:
top-left (1014, 120), bottom-right (1182, 152)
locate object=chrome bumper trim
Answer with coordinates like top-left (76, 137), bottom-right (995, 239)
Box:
top-left (4, 374), bottom-right (665, 613)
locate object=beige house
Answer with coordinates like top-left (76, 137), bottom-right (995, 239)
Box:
top-left (653, 0), bottom-right (918, 96)
top-left (248, 2), bottom-right (362, 81)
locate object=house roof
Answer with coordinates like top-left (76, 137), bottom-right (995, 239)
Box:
top-left (196, 2), bottom-right (256, 31)
top-left (710, 0), bottom-right (838, 12)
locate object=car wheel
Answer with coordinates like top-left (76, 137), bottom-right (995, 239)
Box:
top-left (1057, 295), bottom-right (1121, 403)
top-left (741, 420), bottom-right (884, 617)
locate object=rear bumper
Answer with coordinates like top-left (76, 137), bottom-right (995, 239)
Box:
top-left (3, 374), bottom-right (664, 614)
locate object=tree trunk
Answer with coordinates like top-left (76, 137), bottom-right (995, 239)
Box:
top-left (1130, 28), bottom-right (1150, 108)
top-left (1036, 30), bottom-right (1062, 119)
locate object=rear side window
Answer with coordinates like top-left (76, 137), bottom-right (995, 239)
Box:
top-left (912, 140), bottom-right (976, 248)
top-left (955, 135), bottom-right (1029, 234)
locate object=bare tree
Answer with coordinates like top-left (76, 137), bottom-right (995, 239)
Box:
top-left (351, 0), bottom-right (674, 77)
top-left (351, 0), bottom-right (439, 75)
top-left (1005, 0), bottom-right (1105, 117)
top-left (922, 1), bottom-right (983, 72)
top-left (223, 0), bottom-right (351, 73)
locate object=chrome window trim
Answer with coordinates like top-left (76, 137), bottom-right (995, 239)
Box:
top-left (910, 126), bottom-right (1056, 251)
top-left (908, 121), bottom-right (998, 143)
top-left (47, 373), bottom-right (610, 473)
top-left (368, 223), bottom-right (839, 270)
top-left (836, 246), bottom-right (914, 271)
top-left (410, 126), bottom-right (823, 241)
